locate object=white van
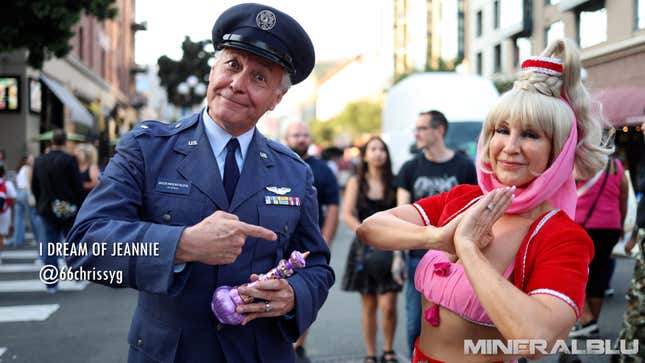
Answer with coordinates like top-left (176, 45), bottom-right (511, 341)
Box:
top-left (381, 72), bottom-right (500, 172)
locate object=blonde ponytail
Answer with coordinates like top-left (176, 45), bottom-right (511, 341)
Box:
top-left (541, 38), bottom-right (612, 179)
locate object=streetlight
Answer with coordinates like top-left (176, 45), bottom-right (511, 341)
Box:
top-left (194, 83), bottom-right (206, 96)
top-left (177, 75), bottom-right (206, 115)
top-left (177, 82), bottom-right (190, 96)
top-left (187, 75), bottom-right (199, 88)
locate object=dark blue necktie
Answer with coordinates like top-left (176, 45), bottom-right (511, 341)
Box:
top-left (223, 138), bottom-right (240, 203)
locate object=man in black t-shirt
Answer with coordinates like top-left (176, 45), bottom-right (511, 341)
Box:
top-left (394, 110), bottom-right (477, 358)
top-left (397, 150), bottom-right (477, 202)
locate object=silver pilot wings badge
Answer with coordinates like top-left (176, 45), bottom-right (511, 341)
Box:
top-left (266, 186), bottom-right (291, 195)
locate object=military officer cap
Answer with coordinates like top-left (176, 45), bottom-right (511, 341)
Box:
top-left (212, 3), bottom-right (315, 85)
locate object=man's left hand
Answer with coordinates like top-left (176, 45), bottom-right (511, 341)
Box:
top-left (236, 274), bottom-right (295, 325)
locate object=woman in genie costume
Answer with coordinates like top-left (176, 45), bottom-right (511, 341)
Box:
top-left (357, 38), bottom-right (611, 363)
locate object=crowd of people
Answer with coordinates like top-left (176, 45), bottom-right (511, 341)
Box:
top-left (1, 3), bottom-right (643, 362)
top-left (0, 132), bottom-right (100, 278)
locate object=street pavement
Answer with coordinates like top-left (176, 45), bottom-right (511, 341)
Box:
top-left (0, 224), bottom-right (637, 363)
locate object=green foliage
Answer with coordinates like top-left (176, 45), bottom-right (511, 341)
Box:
top-left (157, 37), bottom-right (212, 107)
top-left (0, 0), bottom-right (118, 69)
top-left (310, 100), bottom-right (382, 146)
top-left (426, 58), bottom-right (458, 73)
top-left (310, 121), bottom-right (336, 146)
top-left (494, 80), bottom-right (514, 94)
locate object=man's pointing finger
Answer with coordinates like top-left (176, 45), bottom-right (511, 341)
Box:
top-left (239, 222), bottom-right (278, 241)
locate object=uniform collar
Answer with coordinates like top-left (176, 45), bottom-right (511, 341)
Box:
top-left (173, 109), bottom-right (275, 211)
top-left (202, 108), bottom-right (254, 160)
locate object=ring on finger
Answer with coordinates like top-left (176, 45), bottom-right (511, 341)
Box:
top-left (264, 301), bottom-right (271, 313)
top-left (486, 202), bottom-right (494, 211)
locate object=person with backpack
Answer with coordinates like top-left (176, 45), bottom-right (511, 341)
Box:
top-left (32, 130), bottom-right (82, 292)
top-left (0, 164), bottom-right (17, 263)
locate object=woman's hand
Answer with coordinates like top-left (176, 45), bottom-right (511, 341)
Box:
top-left (432, 212), bottom-right (464, 254)
top-left (625, 233), bottom-right (637, 255)
top-left (454, 187), bottom-right (515, 257)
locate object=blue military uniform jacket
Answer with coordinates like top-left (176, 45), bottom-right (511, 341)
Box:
top-left (66, 110), bottom-right (335, 362)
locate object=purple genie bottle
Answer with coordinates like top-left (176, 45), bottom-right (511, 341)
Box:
top-left (211, 250), bottom-right (309, 325)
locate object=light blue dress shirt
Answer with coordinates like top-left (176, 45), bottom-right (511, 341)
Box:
top-left (202, 108), bottom-right (254, 180)
top-left (175, 109), bottom-right (255, 273)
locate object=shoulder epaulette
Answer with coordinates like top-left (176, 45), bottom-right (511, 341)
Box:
top-left (266, 139), bottom-right (305, 164)
top-left (132, 114), bottom-right (199, 137)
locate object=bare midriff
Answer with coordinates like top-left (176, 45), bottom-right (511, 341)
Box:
top-left (416, 215), bottom-right (533, 363)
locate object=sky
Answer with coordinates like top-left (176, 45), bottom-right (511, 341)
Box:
top-left (135, 0), bottom-right (387, 66)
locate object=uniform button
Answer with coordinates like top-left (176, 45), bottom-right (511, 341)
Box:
top-left (136, 338), bottom-right (143, 347)
top-left (283, 225), bottom-right (289, 234)
top-left (162, 213), bottom-right (171, 223)
top-left (216, 323), bottom-right (223, 331)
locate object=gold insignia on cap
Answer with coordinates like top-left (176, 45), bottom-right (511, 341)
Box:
top-left (256, 10), bottom-right (276, 30)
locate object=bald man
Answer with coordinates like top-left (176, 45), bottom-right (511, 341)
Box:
top-left (285, 121), bottom-right (339, 361)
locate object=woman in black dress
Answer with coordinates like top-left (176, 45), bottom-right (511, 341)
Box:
top-left (341, 136), bottom-right (401, 363)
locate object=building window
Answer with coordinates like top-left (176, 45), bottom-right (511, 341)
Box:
top-left (637, 0), bottom-right (645, 29)
top-left (493, 1), bottom-right (500, 29)
top-left (78, 27), bottom-right (84, 61)
top-left (514, 37), bottom-right (531, 66)
top-left (545, 21), bottom-right (564, 46)
top-left (494, 44), bottom-right (501, 73)
top-left (500, 0), bottom-right (523, 29)
top-left (439, 0), bottom-right (459, 62)
top-left (457, 0), bottom-right (465, 60)
top-left (101, 49), bottom-right (107, 79)
top-left (476, 10), bottom-right (483, 37)
top-left (476, 52), bottom-right (483, 75)
top-left (578, 7), bottom-right (607, 48)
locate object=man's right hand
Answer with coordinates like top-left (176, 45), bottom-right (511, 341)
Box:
top-left (175, 210), bottom-right (277, 265)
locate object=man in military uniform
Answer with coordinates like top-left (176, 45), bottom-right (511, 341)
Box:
top-left (66, 4), bottom-right (334, 362)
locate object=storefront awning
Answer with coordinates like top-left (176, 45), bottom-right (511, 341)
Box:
top-left (593, 86), bottom-right (645, 127)
top-left (34, 130), bottom-right (87, 142)
top-left (40, 74), bottom-right (95, 127)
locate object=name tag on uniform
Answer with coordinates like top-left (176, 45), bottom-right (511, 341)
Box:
top-left (156, 179), bottom-right (191, 195)
top-left (265, 195), bottom-right (301, 206)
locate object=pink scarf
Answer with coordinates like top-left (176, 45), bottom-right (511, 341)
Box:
top-left (476, 99), bottom-right (578, 218)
